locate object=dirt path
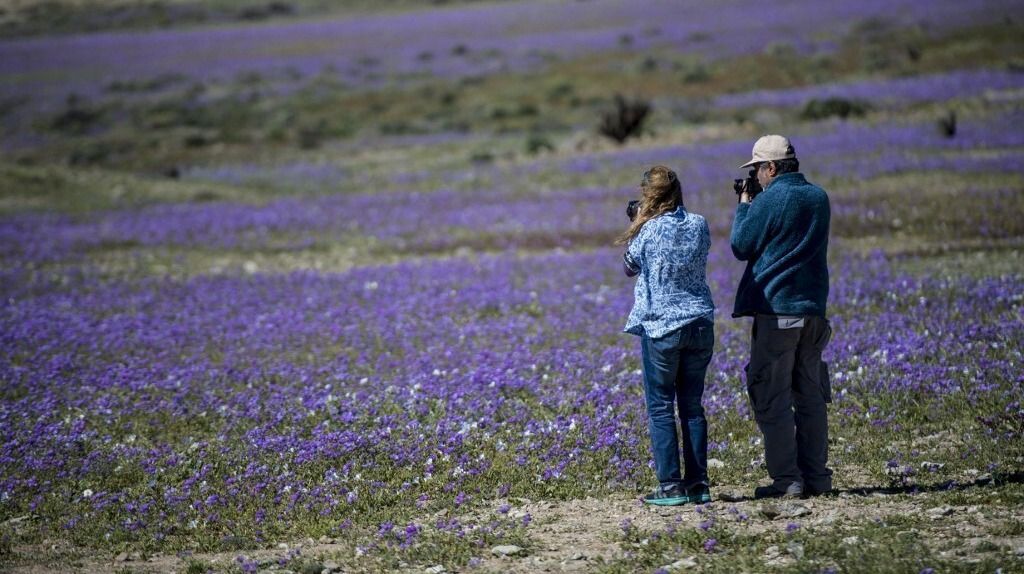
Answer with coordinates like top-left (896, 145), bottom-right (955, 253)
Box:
top-left (5, 483), bottom-right (1023, 573)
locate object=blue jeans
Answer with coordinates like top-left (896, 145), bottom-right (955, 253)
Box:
top-left (640, 318), bottom-right (714, 488)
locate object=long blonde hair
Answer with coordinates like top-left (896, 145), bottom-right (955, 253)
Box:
top-left (616, 165), bottom-right (683, 245)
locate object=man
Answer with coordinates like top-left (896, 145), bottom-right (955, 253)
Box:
top-left (730, 135), bottom-right (833, 499)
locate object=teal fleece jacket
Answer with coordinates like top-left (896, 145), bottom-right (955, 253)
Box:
top-left (730, 172), bottom-right (830, 317)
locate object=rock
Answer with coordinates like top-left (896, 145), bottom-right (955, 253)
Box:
top-left (318, 535), bottom-right (332, 543)
top-left (322, 560), bottom-right (341, 572)
top-left (763, 545), bottom-right (780, 559)
top-left (759, 504), bottom-right (782, 520)
top-left (842, 536), bottom-right (861, 545)
top-left (717, 491), bottom-right (744, 502)
top-left (114, 552), bottom-right (129, 562)
top-left (129, 552), bottom-right (142, 562)
top-left (787, 542), bottom-right (805, 560)
top-left (492, 544), bottom-right (524, 557)
top-left (569, 552), bottom-right (585, 560)
top-left (277, 542), bottom-right (290, 550)
top-left (920, 461), bottom-right (944, 472)
top-left (661, 556), bottom-right (698, 571)
top-left (707, 458), bottom-right (725, 469)
top-left (1014, 546), bottom-right (1024, 557)
top-left (425, 566), bottom-right (446, 574)
top-left (927, 506), bottom-right (954, 519)
top-left (781, 503), bottom-right (812, 518)
top-left (815, 511), bottom-right (838, 526)
top-left (1, 515), bottom-right (30, 526)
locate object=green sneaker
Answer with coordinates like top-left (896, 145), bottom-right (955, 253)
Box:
top-left (643, 483), bottom-right (688, 506)
top-left (686, 483), bottom-right (712, 504)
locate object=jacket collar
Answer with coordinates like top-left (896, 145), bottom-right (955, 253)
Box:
top-left (765, 172), bottom-right (807, 192)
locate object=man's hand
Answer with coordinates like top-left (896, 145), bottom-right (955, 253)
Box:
top-left (739, 191), bottom-right (752, 204)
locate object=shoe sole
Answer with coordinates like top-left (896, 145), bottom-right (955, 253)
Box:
top-left (644, 496), bottom-right (689, 506)
top-left (688, 494), bottom-right (712, 504)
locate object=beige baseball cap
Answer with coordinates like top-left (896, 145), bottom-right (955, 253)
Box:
top-left (739, 134), bottom-right (797, 168)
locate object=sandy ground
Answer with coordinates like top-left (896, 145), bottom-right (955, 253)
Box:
top-left (5, 479), bottom-right (1023, 573)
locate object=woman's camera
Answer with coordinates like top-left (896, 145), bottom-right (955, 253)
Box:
top-left (626, 199), bottom-right (640, 221)
top-left (733, 168), bottom-right (763, 199)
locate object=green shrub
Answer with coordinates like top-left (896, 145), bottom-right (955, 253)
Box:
top-left (49, 97), bottom-right (108, 135)
top-left (525, 133), bottom-right (555, 155)
top-left (469, 151), bottom-right (494, 163)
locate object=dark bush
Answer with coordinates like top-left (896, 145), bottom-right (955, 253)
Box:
top-left (546, 82), bottom-right (574, 102)
top-left (106, 73), bottom-right (185, 93)
top-left (380, 120), bottom-right (427, 136)
top-left (679, 61), bottom-right (711, 84)
top-left (183, 133), bottom-right (211, 148)
top-left (440, 91), bottom-right (458, 106)
top-left (516, 103), bottom-right (539, 117)
top-left (938, 110), bottom-right (957, 138)
top-left (469, 151), bottom-right (494, 164)
top-left (0, 96), bottom-right (27, 119)
top-left (67, 140), bottom-right (130, 166)
top-left (238, 2), bottom-right (294, 21)
top-left (598, 95), bottom-right (651, 144)
top-left (800, 97), bottom-right (870, 120)
top-left (297, 120), bottom-right (328, 149)
top-left (525, 133), bottom-right (555, 155)
top-left (50, 98), bottom-right (106, 135)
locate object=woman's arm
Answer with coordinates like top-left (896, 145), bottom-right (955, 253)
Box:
top-left (623, 223), bottom-right (648, 276)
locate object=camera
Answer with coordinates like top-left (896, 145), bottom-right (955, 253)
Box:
top-left (626, 199), bottom-right (640, 221)
top-left (733, 168), bottom-right (762, 199)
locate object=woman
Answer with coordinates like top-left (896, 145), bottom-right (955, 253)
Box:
top-left (619, 165), bottom-right (716, 506)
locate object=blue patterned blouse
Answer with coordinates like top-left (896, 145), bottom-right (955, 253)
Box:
top-left (623, 206), bottom-right (715, 338)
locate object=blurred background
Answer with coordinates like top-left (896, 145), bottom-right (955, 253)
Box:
top-left (2, 0), bottom-right (1022, 270)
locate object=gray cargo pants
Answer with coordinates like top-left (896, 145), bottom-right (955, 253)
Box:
top-left (746, 314), bottom-right (833, 493)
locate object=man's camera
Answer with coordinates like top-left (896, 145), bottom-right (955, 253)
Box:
top-left (626, 199), bottom-right (640, 221)
top-left (733, 168), bottom-right (763, 199)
